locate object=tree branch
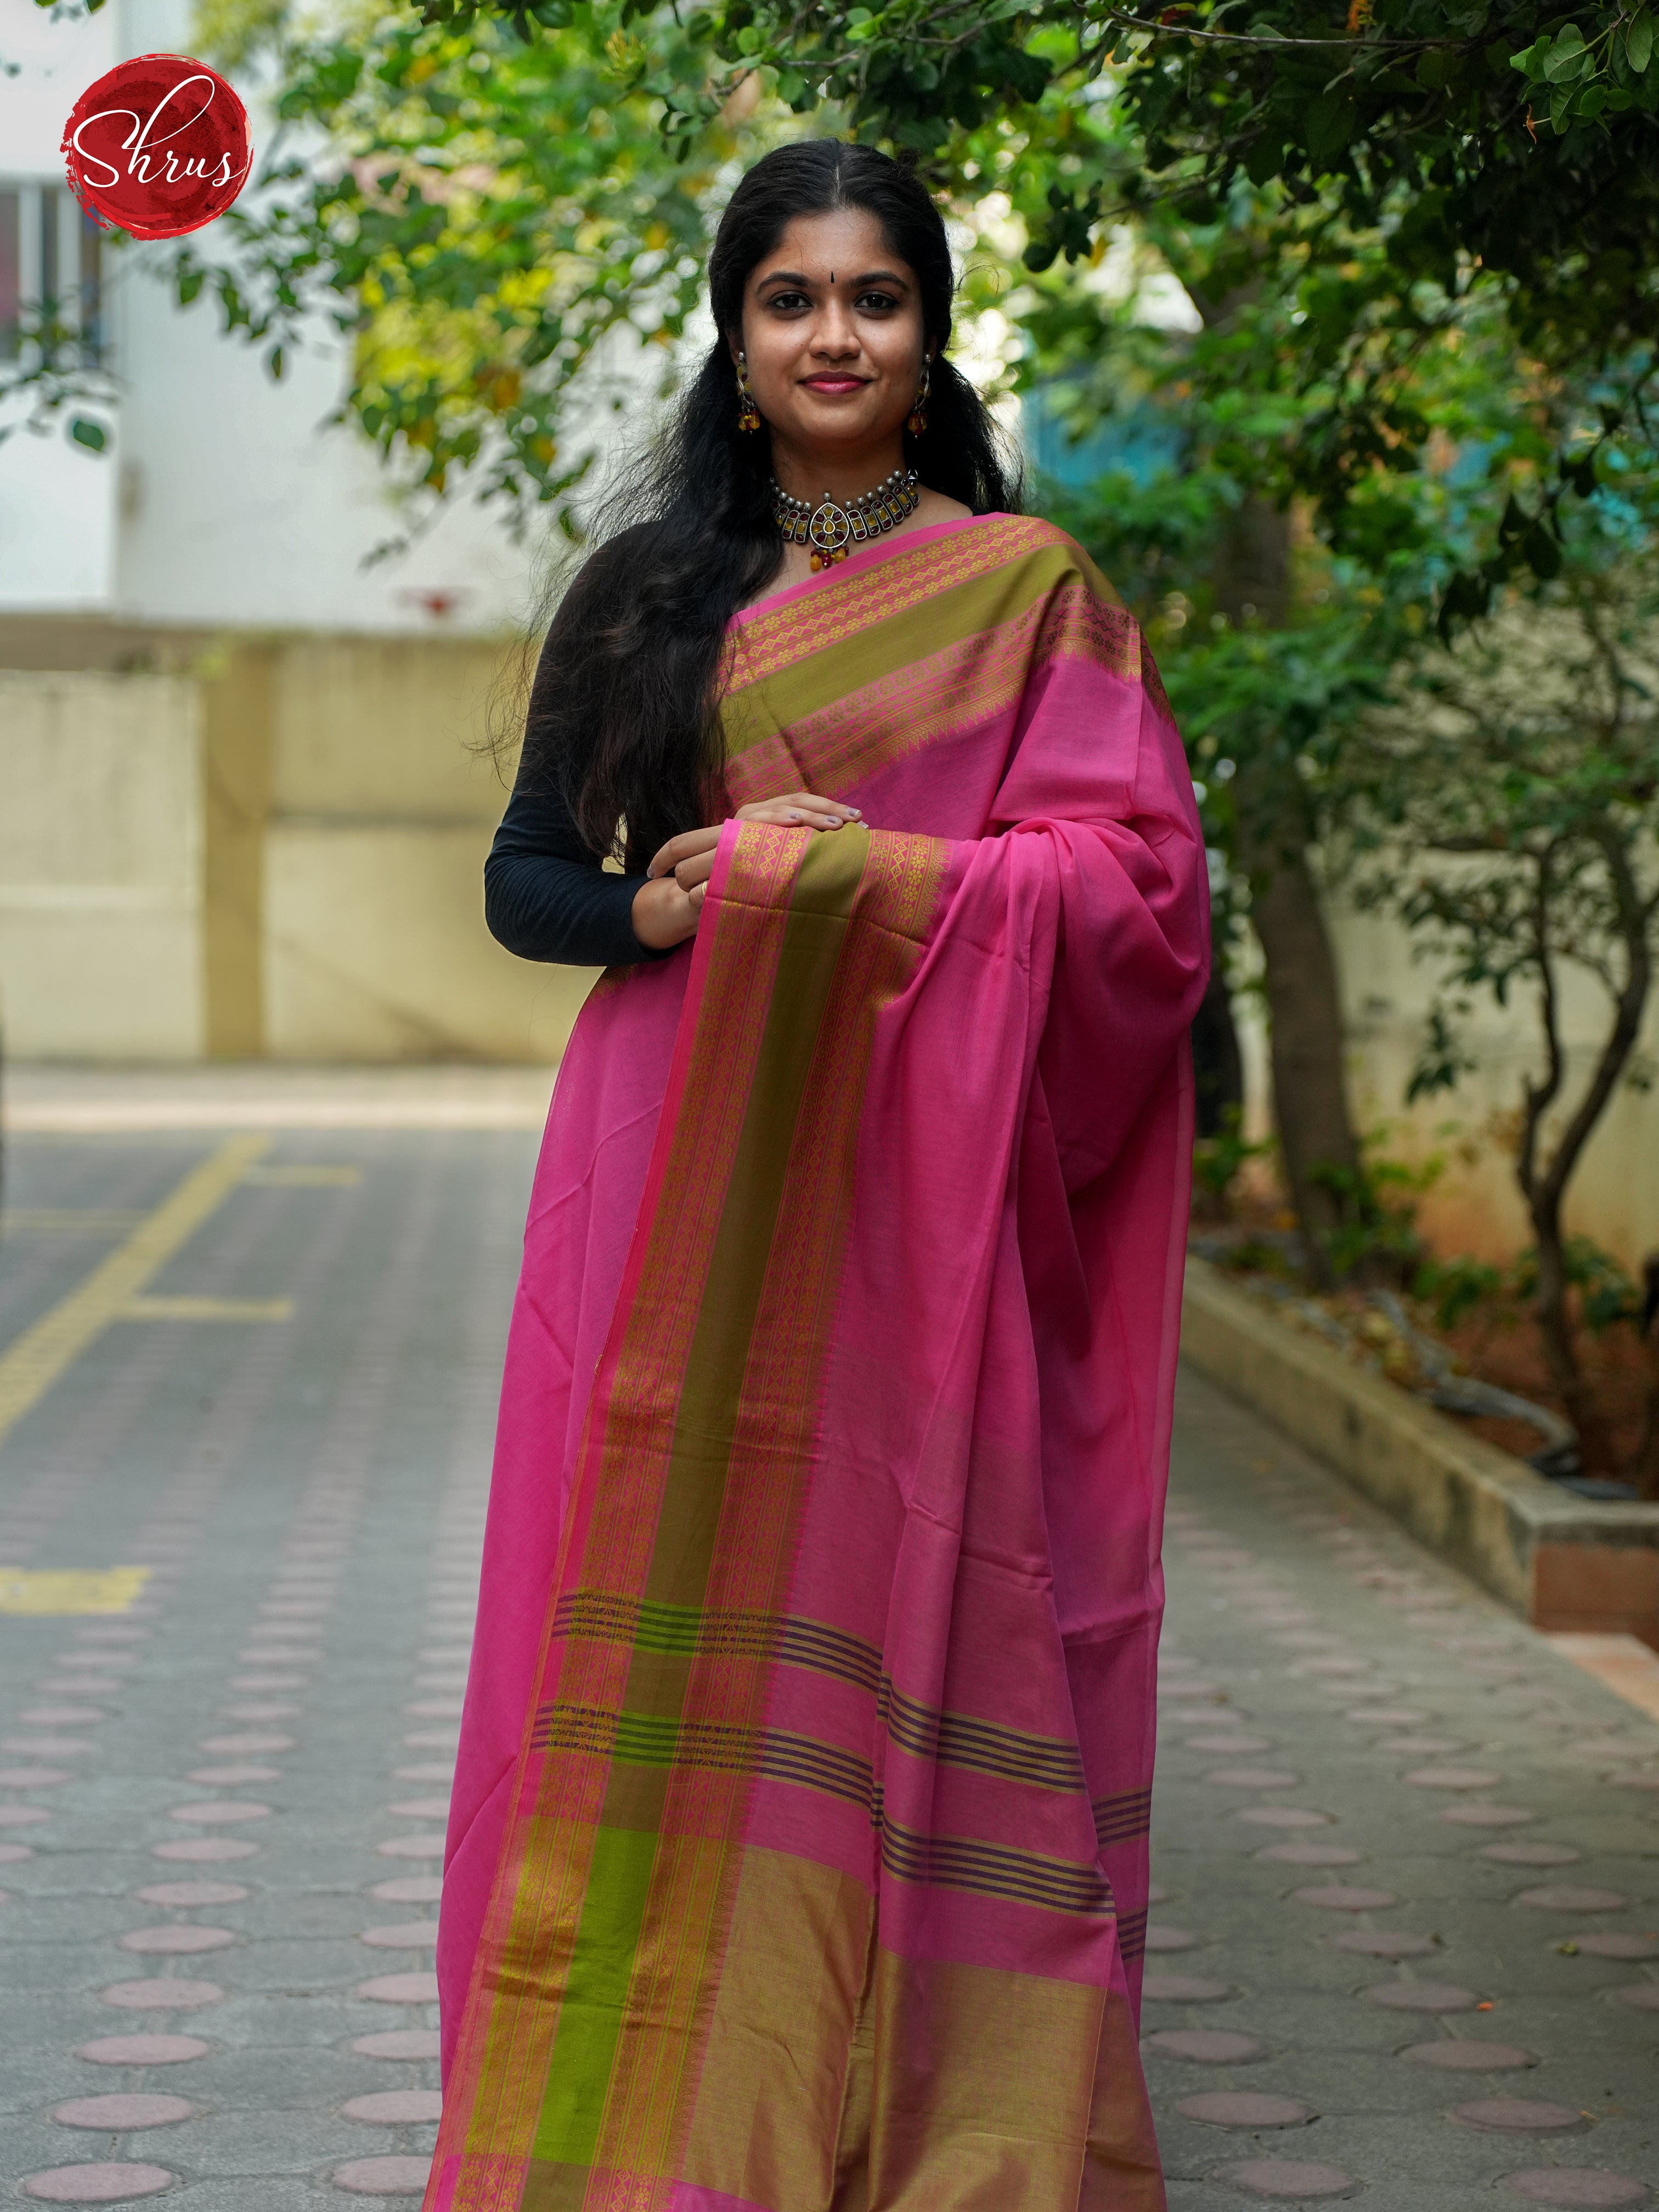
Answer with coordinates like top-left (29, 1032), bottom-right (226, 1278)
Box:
top-left (1517, 844), bottom-right (1562, 1216)
top-left (1096, 9), bottom-right (1478, 52)
top-left (1537, 828), bottom-right (1654, 1221)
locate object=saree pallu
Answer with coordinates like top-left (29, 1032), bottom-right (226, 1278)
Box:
top-left (430, 514), bottom-right (1209, 2212)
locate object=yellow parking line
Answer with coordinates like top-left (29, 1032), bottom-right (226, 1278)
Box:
top-left (121, 1295), bottom-right (293, 1323)
top-left (0, 1134), bottom-right (270, 1452)
top-left (0, 1566), bottom-right (153, 1615)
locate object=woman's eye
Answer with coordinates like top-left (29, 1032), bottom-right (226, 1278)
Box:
top-left (857, 291), bottom-right (899, 313)
top-left (766, 291), bottom-right (810, 312)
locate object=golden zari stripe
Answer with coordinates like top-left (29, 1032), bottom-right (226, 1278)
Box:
top-left (735, 514), bottom-right (1063, 682)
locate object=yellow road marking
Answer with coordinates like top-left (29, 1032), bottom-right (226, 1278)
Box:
top-left (0, 1135), bottom-right (269, 1453)
top-left (242, 1164), bottom-right (360, 1187)
top-left (0, 1566), bottom-right (152, 1616)
top-left (121, 1295), bottom-right (293, 1322)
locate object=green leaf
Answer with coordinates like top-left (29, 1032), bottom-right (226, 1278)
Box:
top-left (1522, 519), bottom-right (1562, 577)
top-left (1244, 127), bottom-right (1286, 186)
top-left (1629, 7), bottom-right (1654, 71)
top-left (1437, 569), bottom-right (1492, 640)
top-left (1303, 92), bottom-right (1355, 167)
top-left (69, 417), bottom-right (107, 453)
top-left (1543, 25), bottom-right (1589, 80)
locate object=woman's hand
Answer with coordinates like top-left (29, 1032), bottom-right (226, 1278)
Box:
top-left (630, 793), bottom-right (862, 952)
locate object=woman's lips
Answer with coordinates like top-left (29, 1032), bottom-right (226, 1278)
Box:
top-left (803, 376), bottom-right (868, 393)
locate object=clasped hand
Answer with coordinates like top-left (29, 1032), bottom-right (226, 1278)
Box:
top-left (630, 792), bottom-right (862, 952)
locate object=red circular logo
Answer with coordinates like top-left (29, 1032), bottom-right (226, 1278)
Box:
top-left (61, 53), bottom-right (252, 240)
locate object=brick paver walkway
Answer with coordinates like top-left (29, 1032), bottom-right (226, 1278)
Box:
top-left (1, 1104), bottom-right (1654, 2206)
top-left (1154, 1379), bottom-right (1657, 2208)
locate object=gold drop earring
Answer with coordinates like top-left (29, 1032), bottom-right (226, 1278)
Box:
top-left (907, 358), bottom-right (931, 436)
top-left (736, 351), bottom-right (761, 434)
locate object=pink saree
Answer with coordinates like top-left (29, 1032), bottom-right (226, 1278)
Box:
top-left (429, 514), bottom-right (1209, 2211)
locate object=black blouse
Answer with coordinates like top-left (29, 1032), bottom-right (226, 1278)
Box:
top-left (483, 776), bottom-right (661, 970)
top-left (483, 534), bottom-right (667, 970)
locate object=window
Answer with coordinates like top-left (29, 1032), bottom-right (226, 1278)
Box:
top-left (0, 180), bottom-right (105, 366)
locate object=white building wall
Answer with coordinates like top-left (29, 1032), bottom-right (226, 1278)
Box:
top-left (0, 0), bottom-right (540, 636)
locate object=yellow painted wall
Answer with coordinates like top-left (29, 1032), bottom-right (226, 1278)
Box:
top-left (269, 638), bottom-right (512, 821)
top-left (0, 670), bottom-right (206, 1058)
top-left (258, 634), bottom-right (593, 1063)
top-left (1331, 896), bottom-right (1659, 1277)
top-left (265, 820), bottom-right (594, 1063)
top-left (0, 638), bottom-right (598, 1065)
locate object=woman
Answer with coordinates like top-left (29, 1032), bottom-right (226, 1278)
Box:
top-left (430, 140), bottom-right (1207, 2212)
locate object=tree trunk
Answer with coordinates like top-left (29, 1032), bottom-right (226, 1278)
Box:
top-left (1190, 962), bottom-right (1244, 1140)
top-left (1517, 847), bottom-right (1653, 1483)
top-left (1211, 495), bottom-right (1364, 1286)
top-left (1632, 1257), bottom-right (1659, 1500)
top-left (1530, 1197), bottom-right (1622, 1479)
top-left (1239, 824), bottom-right (1363, 1285)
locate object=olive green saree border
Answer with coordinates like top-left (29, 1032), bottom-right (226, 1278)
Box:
top-left (430, 823), bottom-right (947, 2211)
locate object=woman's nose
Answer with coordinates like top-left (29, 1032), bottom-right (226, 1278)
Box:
top-left (810, 303), bottom-right (860, 356)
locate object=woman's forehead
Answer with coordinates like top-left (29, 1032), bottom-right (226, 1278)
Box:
top-left (751, 207), bottom-right (907, 283)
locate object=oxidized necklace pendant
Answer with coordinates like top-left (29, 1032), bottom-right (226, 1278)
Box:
top-left (808, 494), bottom-right (854, 566)
top-left (771, 467), bottom-right (922, 571)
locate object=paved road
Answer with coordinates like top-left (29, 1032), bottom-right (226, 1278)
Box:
top-left (0, 1112), bottom-right (1654, 2208)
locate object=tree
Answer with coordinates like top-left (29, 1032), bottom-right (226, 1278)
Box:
top-left (1344, 492), bottom-right (1659, 1485)
top-left (990, 118), bottom-right (1559, 1273)
top-left (161, 0), bottom-right (774, 543)
top-left (1033, 433), bottom-right (1406, 1277)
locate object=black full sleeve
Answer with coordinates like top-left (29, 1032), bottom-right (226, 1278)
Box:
top-left (484, 776), bottom-right (664, 968)
top-left (483, 536), bottom-right (667, 969)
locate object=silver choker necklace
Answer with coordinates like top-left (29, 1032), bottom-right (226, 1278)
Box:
top-left (771, 468), bottom-right (921, 571)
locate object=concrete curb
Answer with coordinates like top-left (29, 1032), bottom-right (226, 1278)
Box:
top-left (1180, 1256), bottom-right (1659, 1646)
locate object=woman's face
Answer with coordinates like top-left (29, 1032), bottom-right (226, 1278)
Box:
top-left (733, 207), bottom-right (929, 462)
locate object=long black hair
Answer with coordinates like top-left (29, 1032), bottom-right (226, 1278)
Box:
top-left (517, 139), bottom-right (1023, 871)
